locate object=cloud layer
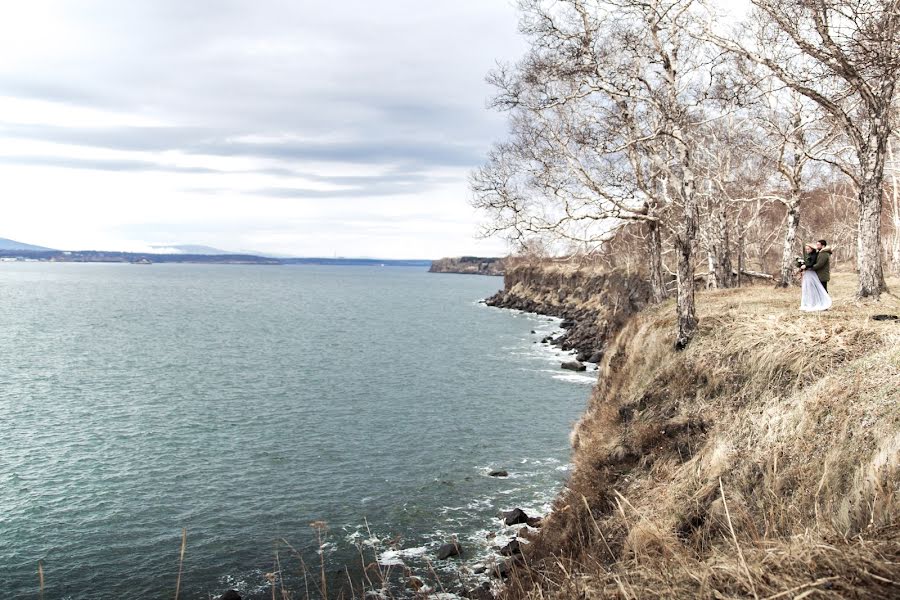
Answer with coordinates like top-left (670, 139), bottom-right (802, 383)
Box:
top-left (0, 0), bottom-right (524, 257)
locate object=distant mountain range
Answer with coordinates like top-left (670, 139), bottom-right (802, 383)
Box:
top-left (0, 236), bottom-right (433, 267)
top-left (0, 237), bottom-right (56, 252)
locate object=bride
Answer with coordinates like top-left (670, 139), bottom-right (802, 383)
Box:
top-left (799, 243), bottom-right (832, 312)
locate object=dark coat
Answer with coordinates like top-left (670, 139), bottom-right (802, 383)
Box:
top-left (803, 250), bottom-right (818, 269)
top-left (811, 248), bottom-right (832, 282)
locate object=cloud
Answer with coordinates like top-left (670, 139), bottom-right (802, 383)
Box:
top-left (0, 0), bottom-right (524, 257)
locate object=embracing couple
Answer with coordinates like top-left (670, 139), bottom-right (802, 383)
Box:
top-left (798, 239), bottom-right (832, 312)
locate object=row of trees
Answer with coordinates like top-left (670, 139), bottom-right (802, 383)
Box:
top-left (471, 0), bottom-right (900, 348)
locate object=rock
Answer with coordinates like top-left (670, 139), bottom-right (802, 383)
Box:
top-left (576, 351), bottom-right (590, 362)
top-left (488, 469), bottom-right (508, 478)
top-left (462, 582), bottom-right (494, 599)
top-left (541, 336), bottom-right (552, 343)
top-left (473, 564), bottom-right (487, 574)
top-left (872, 314), bottom-right (898, 321)
top-left (500, 539), bottom-right (522, 556)
top-left (530, 329), bottom-right (536, 334)
top-left (485, 531), bottom-right (496, 539)
top-left (490, 557), bottom-right (522, 579)
top-left (587, 350), bottom-right (604, 363)
top-left (407, 576), bottom-right (424, 591)
top-left (561, 361), bottom-right (587, 372)
top-left (437, 541), bottom-right (463, 560)
top-left (561, 318), bottom-right (576, 328)
top-left (219, 592), bottom-right (242, 600)
top-left (502, 507), bottom-right (530, 526)
top-left (526, 516), bottom-right (543, 528)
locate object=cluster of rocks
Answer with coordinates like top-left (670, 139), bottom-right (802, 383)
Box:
top-left (424, 473), bottom-right (543, 598)
top-left (484, 266), bottom-right (654, 375)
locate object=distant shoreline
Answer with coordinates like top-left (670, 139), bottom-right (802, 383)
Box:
top-left (0, 250), bottom-right (432, 267)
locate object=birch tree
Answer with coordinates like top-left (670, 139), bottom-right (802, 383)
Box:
top-left (753, 89), bottom-right (835, 286)
top-left (472, 0), bottom-right (709, 347)
top-left (706, 0), bottom-right (900, 298)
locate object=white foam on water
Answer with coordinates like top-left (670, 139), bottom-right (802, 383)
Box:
top-left (541, 369), bottom-right (597, 385)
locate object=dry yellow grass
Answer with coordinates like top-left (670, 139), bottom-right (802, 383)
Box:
top-left (505, 273), bottom-right (900, 599)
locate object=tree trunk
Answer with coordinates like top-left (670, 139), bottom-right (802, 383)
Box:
top-left (647, 219), bottom-right (667, 303)
top-left (778, 200), bottom-right (801, 287)
top-left (888, 138), bottom-right (900, 276)
top-left (675, 174), bottom-right (698, 351)
top-left (708, 199), bottom-right (734, 289)
top-left (857, 139), bottom-right (888, 299)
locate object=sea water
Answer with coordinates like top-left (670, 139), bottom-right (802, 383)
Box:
top-left (0, 263), bottom-right (593, 599)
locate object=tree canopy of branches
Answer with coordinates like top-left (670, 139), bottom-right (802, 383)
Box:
top-left (473, 0), bottom-right (900, 348)
top-left (707, 0), bottom-right (900, 298)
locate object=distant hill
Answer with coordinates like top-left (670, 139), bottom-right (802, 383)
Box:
top-left (0, 237), bottom-right (56, 252)
top-left (429, 256), bottom-right (506, 276)
top-left (150, 244), bottom-right (234, 255)
top-left (281, 257), bottom-right (432, 267)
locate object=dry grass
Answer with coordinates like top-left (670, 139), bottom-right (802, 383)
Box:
top-left (505, 273), bottom-right (900, 599)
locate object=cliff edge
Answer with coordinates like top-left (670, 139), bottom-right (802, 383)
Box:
top-left (495, 271), bottom-right (899, 599)
top-left (429, 256), bottom-right (506, 276)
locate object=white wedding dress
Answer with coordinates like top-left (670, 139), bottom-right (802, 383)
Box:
top-left (800, 269), bottom-right (831, 311)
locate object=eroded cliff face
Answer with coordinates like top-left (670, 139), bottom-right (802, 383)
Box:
top-left (485, 264), bottom-right (652, 363)
top-left (429, 256), bottom-right (506, 276)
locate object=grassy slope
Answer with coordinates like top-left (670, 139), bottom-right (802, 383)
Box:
top-left (507, 273), bottom-right (900, 599)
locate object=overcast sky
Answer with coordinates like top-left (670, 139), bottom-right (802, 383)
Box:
top-left (0, 1), bottom-right (526, 258)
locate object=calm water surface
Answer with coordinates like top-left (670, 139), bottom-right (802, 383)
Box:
top-left (0, 263), bottom-right (593, 599)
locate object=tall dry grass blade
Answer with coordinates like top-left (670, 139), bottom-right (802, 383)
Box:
top-left (761, 576), bottom-right (839, 600)
top-left (38, 560), bottom-right (44, 600)
top-left (174, 528), bottom-right (187, 600)
top-left (581, 494), bottom-right (615, 560)
top-left (719, 478), bottom-right (758, 599)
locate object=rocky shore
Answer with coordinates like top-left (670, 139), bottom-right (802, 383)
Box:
top-left (484, 263), bottom-right (652, 369)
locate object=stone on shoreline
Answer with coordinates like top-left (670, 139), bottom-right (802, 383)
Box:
top-left (561, 361), bottom-right (587, 372)
top-left (461, 581), bottom-right (494, 599)
top-left (499, 539), bottom-right (522, 556)
top-left (437, 541), bottom-right (463, 560)
top-left (488, 469), bottom-right (509, 478)
top-left (502, 507), bottom-right (530, 526)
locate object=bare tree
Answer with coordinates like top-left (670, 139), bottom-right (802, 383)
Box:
top-left (706, 0), bottom-right (900, 298)
top-left (473, 0), bottom-right (710, 347)
top-left (751, 88), bottom-right (836, 286)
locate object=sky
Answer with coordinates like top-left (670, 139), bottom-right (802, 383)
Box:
top-left (0, 1), bottom-right (526, 258)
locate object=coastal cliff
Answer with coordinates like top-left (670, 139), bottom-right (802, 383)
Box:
top-left (488, 268), bottom-right (899, 599)
top-left (485, 263), bottom-right (652, 364)
top-left (429, 256), bottom-right (506, 276)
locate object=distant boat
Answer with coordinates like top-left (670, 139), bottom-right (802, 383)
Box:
top-left (130, 258), bottom-right (153, 265)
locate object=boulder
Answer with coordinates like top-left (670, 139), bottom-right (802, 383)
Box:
top-left (437, 541), bottom-right (463, 560)
top-left (499, 539), bottom-right (522, 556)
top-left (561, 319), bottom-right (576, 328)
top-left (407, 576), bottom-right (424, 591)
top-left (488, 469), bottom-right (508, 478)
top-left (462, 582), bottom-right (494, 599)
top-left (561, 361), bottom-right (587, 372)
top-left (490, 557), bottom-right (523, 579)
top-left (530, 329), bottom-right (536, 334)
top-left (502, 508), bottom-right (530, 526)
top-left (587, 350), bottom-right (604, 363)
top-left (526, 516), bottom-right (543, 528)
top-left (219, 592), bottom-right (242, 600)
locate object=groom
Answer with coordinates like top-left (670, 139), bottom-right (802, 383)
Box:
top-left (810, 239), bottom-right (832, 292)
